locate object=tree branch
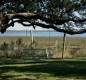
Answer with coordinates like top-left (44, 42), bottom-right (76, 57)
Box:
top-left (1, 12), bottom-right (86, 34)
top-left (8, 19), bottom-right (86, 35)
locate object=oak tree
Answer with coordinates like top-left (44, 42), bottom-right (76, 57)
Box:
top-left (0, 0), bottom-right (86, 34)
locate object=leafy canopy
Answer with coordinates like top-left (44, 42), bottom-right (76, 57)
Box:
top-left (0, 0), bottom-right (86, 34)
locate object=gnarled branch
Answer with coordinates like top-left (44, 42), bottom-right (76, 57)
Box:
top-left (0, 12), bottom-right (86, 34)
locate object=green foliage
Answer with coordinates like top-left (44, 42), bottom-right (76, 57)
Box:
top-left (1, 0), bottom-right (85, 19)
top-left (1, 0), bottom-right (86, 34)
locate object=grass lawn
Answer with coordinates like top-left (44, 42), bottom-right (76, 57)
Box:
top-left (0, 58), bottom-right (86, 80)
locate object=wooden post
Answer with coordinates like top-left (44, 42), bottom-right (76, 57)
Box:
top-left (62, 32), bottom-right (66, 58)
top-left (55, 40), bottom-right (58, 51)
top-left (30, 31), bottom-right (33, 44)
top-left (26, 29), bottom-right (27, 45)
top-left (81, 43), bottom-right (83, 56)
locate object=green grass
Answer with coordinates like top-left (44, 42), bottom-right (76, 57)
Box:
top-left (0, 58), bottom-right (86, 80)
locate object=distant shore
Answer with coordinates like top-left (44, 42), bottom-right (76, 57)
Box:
top-left (0, 30), bottom-right (86, 37)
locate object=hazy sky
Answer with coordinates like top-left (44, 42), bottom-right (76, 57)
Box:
top-left (7, 22), bottom-right (53, 31)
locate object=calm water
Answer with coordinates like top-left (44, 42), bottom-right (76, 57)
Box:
top-left (0, 30), bottom-right (86, 37)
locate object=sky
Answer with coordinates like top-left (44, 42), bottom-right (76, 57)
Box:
top-left (7, 22), bottom-right (53, 31)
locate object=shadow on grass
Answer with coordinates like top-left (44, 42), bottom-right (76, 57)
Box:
top-left (0, 59), bottom-right (86, 79)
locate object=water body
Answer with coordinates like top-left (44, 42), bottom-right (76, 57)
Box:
top-left (0, 30), bottom-right (86, 37)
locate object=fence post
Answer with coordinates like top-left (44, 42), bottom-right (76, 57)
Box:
top-left (30, 31), bottom-right (33, 44)
top-left (82, 43), bottom-right (84, 56)
top-left (55, 40), bottom-right (58, 51)
top-left (62, 32), bottom-right (66, 58)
